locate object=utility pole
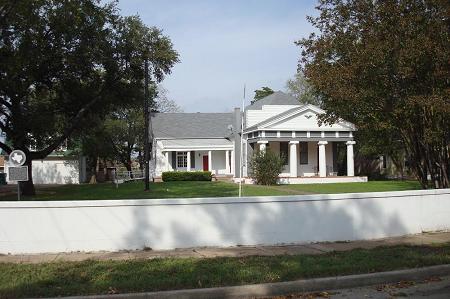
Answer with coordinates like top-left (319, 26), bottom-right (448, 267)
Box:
top-left (239, 84), bottom-right (245, 197)
top-left (144, 58), bottom-right (150, 191)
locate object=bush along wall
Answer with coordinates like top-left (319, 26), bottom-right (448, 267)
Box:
top-left (162, 171), bottom-right (212, 182)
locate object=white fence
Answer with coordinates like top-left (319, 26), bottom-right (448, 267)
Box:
top-left (0, 189), bottom-right (449, 254)
top-left (113, 170), bottom-right (144, 183)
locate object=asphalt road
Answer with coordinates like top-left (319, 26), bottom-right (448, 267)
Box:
top-left (257, 275), bottom-right (450, 299)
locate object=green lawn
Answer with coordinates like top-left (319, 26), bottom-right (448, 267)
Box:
top-left (283, 180), bottom-right (422, 194)
top-left (1, 243), bottom-right (449, 298)
top-left (0, 180), bottom-right (421, 201)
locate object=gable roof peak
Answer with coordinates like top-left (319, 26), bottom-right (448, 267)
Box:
top-left (246, 91), bottom-right (300, 110)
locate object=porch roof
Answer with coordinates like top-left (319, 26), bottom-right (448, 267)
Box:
top-left (247, 136), bottom-right (353, 143)
top-left (160, 138), bottom-right (233, 151)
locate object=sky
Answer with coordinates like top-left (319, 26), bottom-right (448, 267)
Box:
top-left (116, 0), bottom-right (317, 112)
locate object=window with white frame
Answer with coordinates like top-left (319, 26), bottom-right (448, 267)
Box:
top-left (279, 142), bottom-right (289, 165)
top-left (176, 151), bottom-right (187, 168)
top-left (300, 142), bottom-right (308, 164)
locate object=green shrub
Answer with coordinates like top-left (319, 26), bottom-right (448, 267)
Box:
top-left (162, 171), bottom-right (212, 182)
top-left (249, 150), bottom-right (284, 185)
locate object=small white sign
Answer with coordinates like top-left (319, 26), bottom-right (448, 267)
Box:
top-left (9, 150), bottom-right (26, 166)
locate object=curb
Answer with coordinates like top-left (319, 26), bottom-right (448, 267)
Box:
top-left (44, 264), bottom-right (450, 299)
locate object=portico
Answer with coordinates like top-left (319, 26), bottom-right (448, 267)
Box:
top-left (242, 98), bottom-right (367, 184)
top-left (250, 138), bottom-right (356, 177)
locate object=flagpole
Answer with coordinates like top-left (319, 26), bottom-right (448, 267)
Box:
top-left (239, 84), bottom-right (245, 197)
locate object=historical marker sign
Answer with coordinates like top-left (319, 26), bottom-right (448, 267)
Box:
top-left (9, 150), bottom-right (26, 166)
top-left (8, 166), bottom-right (29, 182)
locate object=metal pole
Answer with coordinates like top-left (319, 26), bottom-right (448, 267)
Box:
top-left (239, 85), bottom-right (245, 197)
top-left (17, 183), bottom-right (20, 201)
top-left (144, 59), bottom-right (150, 191)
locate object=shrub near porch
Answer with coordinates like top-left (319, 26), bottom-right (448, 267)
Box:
top-left (162, 171), bottom-right (212, 181)
top-left (250, 150), bottom-right (285, 185)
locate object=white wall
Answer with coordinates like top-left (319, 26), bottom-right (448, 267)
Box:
top-left (5, 158), bottom-right (81, 185)
top-left (271, 109), bottom-right (349, 130)
top-left (0, 189), bottom-right (449, 254)
top-left (246, 105), bottom-right (299, 127)
top-left (194, 151), bottom-right (207, 171)
top-left (211, 151), bottom-right (227, 175)
top-left (152, 141), bottom-right (168, 176)
top-left (246, 105), bottom-right (351, 130)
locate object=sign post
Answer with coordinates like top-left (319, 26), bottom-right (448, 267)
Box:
top-left (8, 150), bottom-right (28, 201)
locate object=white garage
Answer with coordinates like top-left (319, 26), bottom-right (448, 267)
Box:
top-left (5, 155), bottom-right (87, 185)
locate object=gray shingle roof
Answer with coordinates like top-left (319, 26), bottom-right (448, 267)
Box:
top-left (151, 113), bottom-right (234, 139)
top-left (246, 91), bottom-right (300, 110)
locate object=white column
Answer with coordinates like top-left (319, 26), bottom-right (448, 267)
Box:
top-left (231, 150), bottom-right (235, 176)
top-left (243, 140), bottom-right (248, 177)
top-left (186, 151), bottom-right (191, 171)
top-left (258, 140), bottom-right (268, 152)
top-left (289, 141), bottom-right (299, 178)
top-left (225, 150), bottom-right (230, 174)
top-left (346, 141), bottom-right (356, 177)
top-left (164, 151), bottom-right (169, 171)
top-left (318, 141), bottom-right (328, 177)
top-left (208, 150), bottom-right (212, 172)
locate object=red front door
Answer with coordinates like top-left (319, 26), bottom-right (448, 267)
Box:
top-left (202, 155), bottom-right (209, 171)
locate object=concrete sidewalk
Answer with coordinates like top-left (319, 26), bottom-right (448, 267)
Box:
top-left (1, 231), bottom-right (449, 264)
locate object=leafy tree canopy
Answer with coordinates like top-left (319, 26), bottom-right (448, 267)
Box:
top-left (0, 0), bottom-right (179, 194)
top-left (297, 0), bottom-right (449, 188)
top-left (75, 84), bottom-right (182, 177)
top-left (252, 87), bottom-right (274, 104)
top-left (154, 85), bottom-right (183, 113)
top-left (286, 72), bottom-right (322, 106)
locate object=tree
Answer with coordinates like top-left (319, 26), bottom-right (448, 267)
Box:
top-left (155, 85), bottom-right (183, 113)
top-left (107, 84), bottom-right (182, 172)
top-left (105, 106), bottom-right (144, 172)
top-left (75, 84), bottom-right (182, 175)
top-left (297, 0), bottom-right (449, 188)
top-left (70, 116), bottom-right (116, 183)
top-left (286, 72), bottom-right (322, 106)
top-left (0, 1), bottom-right (179, 195)
top-left (252, 87), bottom-right (274, 104)
top-left (249, 150), bottom-right (284, 185)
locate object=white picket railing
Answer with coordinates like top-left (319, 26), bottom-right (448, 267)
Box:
top-left (113, 170), bottom-right (144, 184)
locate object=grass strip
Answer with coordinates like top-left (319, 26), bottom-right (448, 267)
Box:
top-left (1, 243), bottom-right (449, 298)
top-left (0, 180), bottom-right (421, 201)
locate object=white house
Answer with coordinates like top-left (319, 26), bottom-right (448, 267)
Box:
top-left (151, 91), bottom-right (367, 184)
top-left (151, 113), bottom-right (235, 177)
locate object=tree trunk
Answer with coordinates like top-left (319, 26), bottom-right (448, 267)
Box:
top-left (124, 160), bottom-right (133, 178)
top-left (20, 159), bottom-right (35, 196)
top-left (88, 156), bottom-right (98, 184)
top-left (138, 150), bottom-right (144, 170)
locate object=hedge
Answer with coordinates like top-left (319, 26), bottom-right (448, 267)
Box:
top-left (162, 171), bottom-right (212, 182)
